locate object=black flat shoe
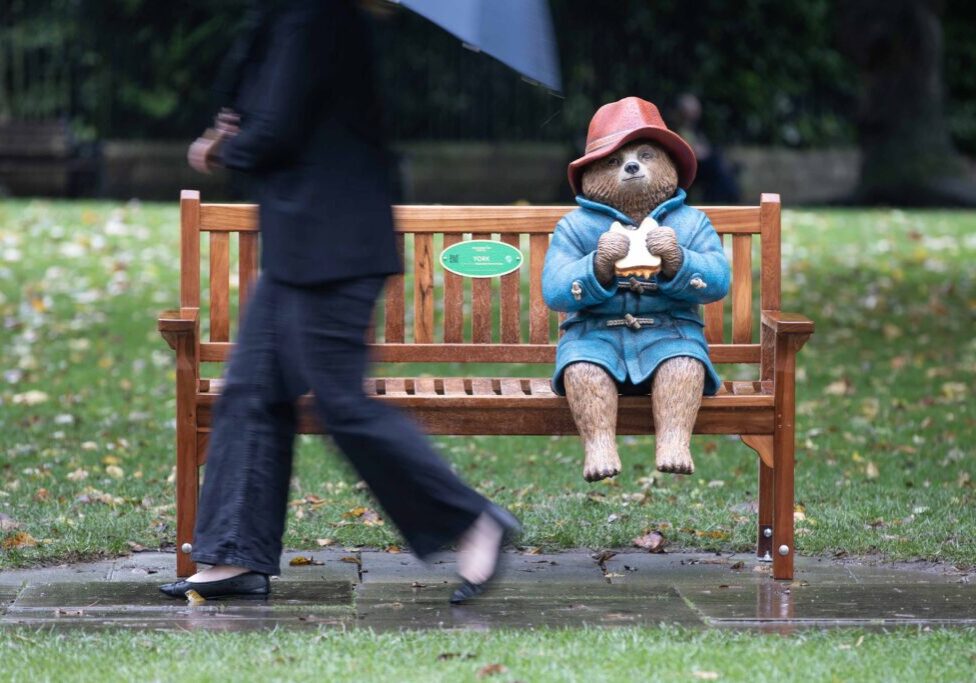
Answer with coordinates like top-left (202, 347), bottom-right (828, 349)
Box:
top-left (159, 571), bottom-right (270, 599)
top-left (450, 504), bottom-right (522, 605)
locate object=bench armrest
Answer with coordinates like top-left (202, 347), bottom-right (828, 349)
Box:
top-left (761, 310), bottom-right (814, 336)
top-left (158, 308), bottom-right (199, 350)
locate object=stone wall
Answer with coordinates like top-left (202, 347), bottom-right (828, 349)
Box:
top-left (6, 139), bottom-right (863, 206)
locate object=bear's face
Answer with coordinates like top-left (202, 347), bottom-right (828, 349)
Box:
top-left (581, 140), bottom-right (678, 224)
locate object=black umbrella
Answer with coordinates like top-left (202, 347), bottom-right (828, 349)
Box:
top-left (391, 0), bottom-right (562, 93)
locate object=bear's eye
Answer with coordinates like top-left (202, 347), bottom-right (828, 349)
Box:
top-left (606, 156), bottom-right (620, 168)
top-left (640, 150), bottom-right (653, 161)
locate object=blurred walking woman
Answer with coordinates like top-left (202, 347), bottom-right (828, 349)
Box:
top-left (162, 0), bottom-right (517, 604)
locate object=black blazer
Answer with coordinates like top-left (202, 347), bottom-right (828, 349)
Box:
top-left (218, 0), bottom-right (401, 285)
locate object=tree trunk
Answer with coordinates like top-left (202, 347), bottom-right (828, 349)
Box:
top-left (838, 0), bottom-right (976, 206)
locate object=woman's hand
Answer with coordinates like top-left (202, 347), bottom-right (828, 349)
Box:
top-left (187, 109), bottom-right (241, 174)
top-left (187, 132), bottom-right (219, 174)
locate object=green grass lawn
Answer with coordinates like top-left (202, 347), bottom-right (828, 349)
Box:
top-left (1, 627), bottom-right (975, 682)
top-left (0, 201), bottom-right (974, 568)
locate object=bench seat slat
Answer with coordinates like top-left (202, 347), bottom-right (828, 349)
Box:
top-left (194, 386), bottom-right (774, 436)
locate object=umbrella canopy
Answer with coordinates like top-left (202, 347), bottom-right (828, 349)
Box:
top-left (393, 0), bottom-right (562, 93)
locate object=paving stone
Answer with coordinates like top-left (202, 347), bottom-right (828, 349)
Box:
top-left (0, 560), bottom-right (114, 586)
top-left (682, 582), bottom-right (976, 625)
top-left (600, 552), bottom-right (968, 587)
top-left (278, 550), bottom-right (362, 582)
top-left (354, 582), bottom-right (704, 630)
top-left (9, 580), bottom-right (352, 612)
top-left (107, 550), bottom-right (362, 583)
top-left (1, 612), bottom-right (354, 632)
top-left (359, 550), bottom-right (607, 585)
top-left (0, 585), bottom-right (21, 616)
top-left (358, 550), bottom-right (458, 584)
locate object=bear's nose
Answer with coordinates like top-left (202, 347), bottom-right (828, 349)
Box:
top-left (624, 162), bottom-right (640, 175)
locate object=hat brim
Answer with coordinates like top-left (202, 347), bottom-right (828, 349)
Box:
top-left (567, 127), bottom-right (698, 196)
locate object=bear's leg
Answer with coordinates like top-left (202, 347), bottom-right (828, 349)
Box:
top-left (652, 356), bottom-right (704, 475)
top-left (564, 362), bottom-right (621, 482)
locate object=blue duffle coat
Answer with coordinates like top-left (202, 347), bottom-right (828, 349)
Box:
top-left (543, 189), bottom-right (730, 396)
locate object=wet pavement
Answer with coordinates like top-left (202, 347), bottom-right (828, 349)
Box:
top-left (0, 550), bottom-right (972, 632)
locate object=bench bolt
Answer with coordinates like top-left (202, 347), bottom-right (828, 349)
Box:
top-left (181, 543), bottom-right (193, 554)
top-left (778, 544), bottom-right (789, 556)
top-left (763, 528), bottom-right (772, 538)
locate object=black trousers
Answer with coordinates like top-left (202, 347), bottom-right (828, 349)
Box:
top-left (192, 274), bottom-right (489, 575)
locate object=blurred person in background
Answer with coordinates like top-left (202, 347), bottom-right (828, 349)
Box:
top-left (671, 93), bottom-right (741, 204)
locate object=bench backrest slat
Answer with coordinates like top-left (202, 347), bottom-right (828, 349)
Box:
top-left (703, 234), bottom-right (726, 345)
top-left (384, 235), bottom-right (406, 343)
top-left (731, 233), bottom-right (754, 344)
top-left (500, 233), bottom-right (522, 343)
top-left (442, 234), bottom-right (465, 342)
top-left (413, 233), bottom-right (435, 343)
top-left (179, 190), bottom-right (781, 370)
top-left (209, 232), bottom-right (230, 342)
top-left (529, 233), bottom-right (551, 344)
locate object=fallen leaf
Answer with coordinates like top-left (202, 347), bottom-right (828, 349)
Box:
top-left (342, 506), bottom-right (368, 519)
top-left (592, 550), bottom-right (617, 564)
top-left (0, 513), bottom-right (21, 531)
top-left (54, 608), bottom-right (84, 617)
top-left (12, 390), bottom-right (49, 405)
top-left (521, 546), bottom-right (542, 555)
top-left (185, 589), bottom-right (207, 605)
top-left (2, 531), bottom-right (38, 550)
top-left (127, 541), bottom-right (148, 552)
top-left (33, 488), bottom-right (50, 502)
top-left (824, 379), bottom-right (852, 396)
top-left (632, 530), bottom-right (666, 553)
top-left (692, 671), bottom-right (720, 680)
top-left (941, 382), bottom-right (967, 403)
top-left (67, 468), bottom-right (89, 482)
top-left (339, 555), bottom-right (362, 567)
top-left (105, 465), bottom-right (125, 479)
top-left (315, 538), bottom-right (335, 547)
top-left (730, 561), bottom-right (745, 571)
top-left (101, 455), bottom-right (121, 466)
top-left (361, 509), bottom-right (384, 527)
top-left (477, 663), bottom-right (507, 678)
top-left (865, 462), bottom-right (880, 479)
top-left (411, 581), bottom-right (426, 588)
top-left (289, 556), bottom-right (324, 566)
top-left (694, 530), bottom-right (729, 540)
top-left (385, 545), bottom-right (401, 554)
top-left (437, 652), bottom-right (474, 661)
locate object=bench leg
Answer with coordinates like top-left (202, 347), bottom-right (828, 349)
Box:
top-left (174, 333), bottom-right (199, 579)
top-left (772, 335), bottom-right (799, 581)
top-left (175, 430), bottom-right (199, 578)
top-left (757, 459), bottom-right (774, 561)
top-left (741, 436), bottom-right (774, 561)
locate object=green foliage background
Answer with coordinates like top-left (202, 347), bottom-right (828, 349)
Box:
top-left (2, 0), bottom-right (974, 150)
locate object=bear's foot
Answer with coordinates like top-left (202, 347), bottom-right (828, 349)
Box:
top-left (583, 449), bottom-right (621, 482)
top-left (656, 445), bottom-right (695, 475)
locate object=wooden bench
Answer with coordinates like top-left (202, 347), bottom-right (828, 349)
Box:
top-left (159, 189), bottom-right (813, 580)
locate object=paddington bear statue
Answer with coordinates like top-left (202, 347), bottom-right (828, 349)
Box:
top-left (543, 97), bottom-right (730, 482)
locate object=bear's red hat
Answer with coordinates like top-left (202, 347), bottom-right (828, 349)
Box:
top-left (568, 97), bottom-right (697, 196)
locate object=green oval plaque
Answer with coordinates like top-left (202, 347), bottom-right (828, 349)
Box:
top-left (440, 239), bottom-right (523, 278)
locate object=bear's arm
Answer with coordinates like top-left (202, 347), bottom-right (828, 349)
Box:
top-left (542, 218), bottom-right (617, 312)
top-left (218, 7), bottom-right (333, 173)
top-left (655, 213), bottom-right (730, 305)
